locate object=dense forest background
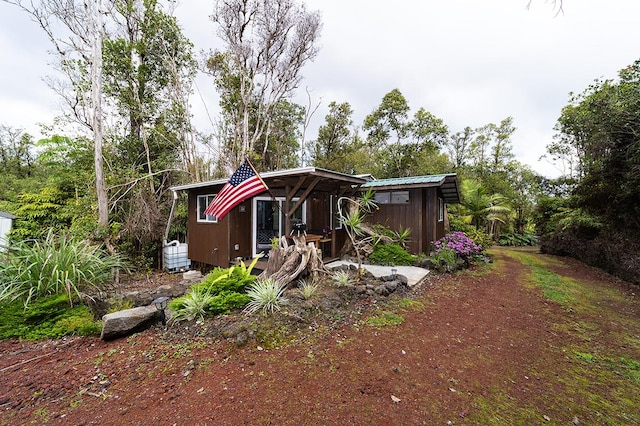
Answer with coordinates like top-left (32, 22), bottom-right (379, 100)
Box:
top-left (0, 0), bottom-right (638, 284)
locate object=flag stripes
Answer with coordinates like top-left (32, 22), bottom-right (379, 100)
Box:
top-left (203, 162), bottom-right (268, 220)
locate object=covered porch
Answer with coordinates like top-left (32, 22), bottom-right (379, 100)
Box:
top-left (171, 167), bottom-right (367, 268)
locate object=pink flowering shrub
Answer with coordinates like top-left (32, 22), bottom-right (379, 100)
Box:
top-left (430, 231), bottom-right (484, 265)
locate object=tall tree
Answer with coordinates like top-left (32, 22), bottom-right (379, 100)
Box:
top-left (459, 179), bottom-right (511, 239)
top-left (447, 126), bottom-right (474, 170)
top-left (310, 101), bottom-right (356, 173)
top-left (207, 0), bottom-right (322, 172)
top-left (104, 0), bottom-right (197, 189)
top-left (4, 0), bottom-right (109, 228)
top-left (363, 89), bottom-right (451, 178)
top-left (0, 125), bottom-right (35, 178)
top-left (254, 99), bottom-right (305, 171)
top-left (363, 88), bottom-right (411, 149)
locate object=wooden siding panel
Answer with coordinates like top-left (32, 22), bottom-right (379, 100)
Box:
top-left (187, 190), bottom-right (229, 266)
top-left (368, 189), bottom-right (424, 254)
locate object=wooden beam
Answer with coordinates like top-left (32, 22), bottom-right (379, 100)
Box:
top-left (284, 185), bottom-right (292, 236)
top-left (288, 177), bottom-right (321, 216)
top-left (289, 176), bottom-right (307, 198)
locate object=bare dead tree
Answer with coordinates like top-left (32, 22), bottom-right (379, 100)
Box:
top-left (207, 0), bottom-right (322, 171)
top-left (527, 0), bottom-right (564, 15)
top-left (3, 0), bottom-right (109, 228)
top-left (300, 86), bottom-right (322, 167)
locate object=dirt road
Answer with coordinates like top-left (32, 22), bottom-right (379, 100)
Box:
top-left (1, 248), bottom-right (639, 425)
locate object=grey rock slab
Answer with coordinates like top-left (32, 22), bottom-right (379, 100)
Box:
top-left (101, 305), bottom-right (160, 341)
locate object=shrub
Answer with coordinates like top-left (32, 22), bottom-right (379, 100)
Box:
top-left (430, 247), bottom-right (457, 272)
top-left (430, 232), bottom-right (484, 272)
top-left (0, 294), bottom-right (101, 340)
top-left (244, 279), bottom-right (287, 315)
top-left (0, 230), bottom-right (127, 307)
top-left (298, 279), bottom-right (319, 299)
top-left (207, 291), bottom-right (250, 315)
top-left (499, 232), bottom-right (539, 247)
top-left (463, 227), bottom-right (493, 251)
top-left (170, 258), bottom-right (260, 322)
top-left (169, 287), bottom-right (215, 323)
top-left (331, 270), bottom-right (354, 287)
top-left (369, 243), bottom-right (416, 266)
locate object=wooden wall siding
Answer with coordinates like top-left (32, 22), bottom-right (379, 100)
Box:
top-left (365, 187), bottom-right (448, 255)
top-left (423, 187), bottom-right (438, 253)
top-left (367, 188), bottom-right (424, 255)
top-left (187, 190), bottom-right (230, 266)
top-left (187, 184), bottom-right (450, 265)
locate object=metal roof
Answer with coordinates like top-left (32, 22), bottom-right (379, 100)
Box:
top-left (170, 166), bottom-right (367, 192)
top-left (362, 173), bottom-right (460, 203)
top-left (0, 211), bottom-right (16, 219)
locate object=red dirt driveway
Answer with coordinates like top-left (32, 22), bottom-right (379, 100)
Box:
top-left (1, 247), bottom-right (639, 425)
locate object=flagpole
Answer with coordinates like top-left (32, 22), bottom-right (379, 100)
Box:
top-left (245, 158), bottom-right (282, 213)
top-left (245, 158), bottom-right (296, 237)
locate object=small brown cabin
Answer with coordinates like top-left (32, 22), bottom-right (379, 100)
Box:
top-left (170, 167), bottom-right (459, 268)
top-left (360, 174), bottom-right (460, 255)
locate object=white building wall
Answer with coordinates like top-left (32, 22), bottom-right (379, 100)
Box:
top-left (0, 215), bottom-right (13, 250)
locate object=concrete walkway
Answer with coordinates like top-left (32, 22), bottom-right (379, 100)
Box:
top-left (325, 261), bottom-right (430, 288)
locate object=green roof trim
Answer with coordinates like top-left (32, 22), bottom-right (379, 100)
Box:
top-left (361, 173), bottom-right (455, 188)
top-left (361, 173), bottom-right (460, 204)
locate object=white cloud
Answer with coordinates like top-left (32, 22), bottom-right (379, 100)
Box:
top-left (2, 0), bottom-right (640, 178)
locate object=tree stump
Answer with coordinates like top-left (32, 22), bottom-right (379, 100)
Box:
top-left (258, 235), bottom-right (325, 287)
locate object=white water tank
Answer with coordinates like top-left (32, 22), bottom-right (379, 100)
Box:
top-left (163, 240), bottom-right (190, 272)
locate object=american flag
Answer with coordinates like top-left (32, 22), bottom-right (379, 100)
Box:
top-left (204, 162), bottom-right (268, 220)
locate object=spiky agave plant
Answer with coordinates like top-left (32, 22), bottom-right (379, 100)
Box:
top-left (169, 287), bottom-right (215, 323)
top-left (243, 278), bottom-right (287, 315)
top-left (298, 279), bottom-right (319, 299)
top-left (331, 270), bottom-right (353, 287)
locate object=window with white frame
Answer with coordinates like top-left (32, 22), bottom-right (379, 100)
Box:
top-left (438, 197), bottom-right (444, 222)
top-left (197, 194), bottom-right (218, 223)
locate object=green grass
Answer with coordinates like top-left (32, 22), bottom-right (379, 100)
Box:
top-left (470, 248), bottom-right (640, 425)
top-left (574, 352), bottom-right (640, 385)
top-left (505, 250), bottom-right (577, 306)
top-left (364, 310), bottom-right (404, 328)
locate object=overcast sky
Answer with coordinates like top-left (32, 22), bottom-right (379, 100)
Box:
top-left (1, 0), bottom-right (639, 178)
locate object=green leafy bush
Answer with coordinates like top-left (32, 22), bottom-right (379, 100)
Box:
top-left (429, 247), bottom-right (457, 272)
top-left (169, 257), bottom-right (260, 323)
top-left (463, 227), bottom-right (493, 251)
top-left (499, 232), bottom-right (539, 247)
top-left (0, 294), bottom-right (101, 340)
top-left (370, 243), bottom-right (416, 266)
top-left (207, 291), bottom-right (250, 315)
top-left (0, 230), bottom-right (127, 307)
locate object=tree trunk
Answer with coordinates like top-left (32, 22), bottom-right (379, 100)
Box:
top-left (91, 0), bottom-right (108, 229)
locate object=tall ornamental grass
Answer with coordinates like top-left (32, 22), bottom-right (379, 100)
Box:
top-left (0, 230), bottom-right (127, 307)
